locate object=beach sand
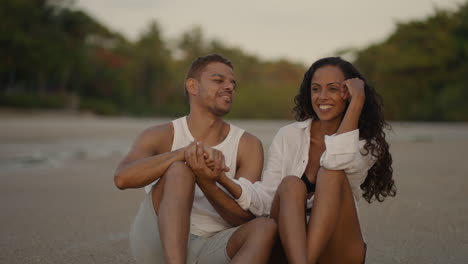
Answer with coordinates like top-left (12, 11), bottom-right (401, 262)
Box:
top-left (1, 113), bottom-right (467, 263)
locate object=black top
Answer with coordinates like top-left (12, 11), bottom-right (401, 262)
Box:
top-left (301, 173), bottom-right (316, 193)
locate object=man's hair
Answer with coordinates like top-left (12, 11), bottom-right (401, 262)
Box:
top-left (184, 54), bottom-right (233, 98)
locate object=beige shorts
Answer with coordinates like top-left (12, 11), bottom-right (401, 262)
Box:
top-left (129, 189), bottom-right (239, 264)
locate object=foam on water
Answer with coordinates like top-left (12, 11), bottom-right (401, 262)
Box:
top-left (1, 117), bottom-right (467, 171)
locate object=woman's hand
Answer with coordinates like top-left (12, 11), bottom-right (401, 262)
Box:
top-left (341, 78), bottom-right (365, 104)
top-left (336, 78), bottom-right (366, 135)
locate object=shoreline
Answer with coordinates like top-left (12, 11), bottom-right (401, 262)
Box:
top-left (1, 115), bottom-right (468, 263)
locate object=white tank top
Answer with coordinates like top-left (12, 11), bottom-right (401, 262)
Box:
top-left (145, 116), bottom-right (245, 237)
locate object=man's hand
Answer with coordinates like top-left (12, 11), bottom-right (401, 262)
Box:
top-left (201, 144), bottom-right (230, 173)
top-left (185, 141), bottom-right (228, 182)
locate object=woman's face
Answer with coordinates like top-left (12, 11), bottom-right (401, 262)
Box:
top-left (310, 65), bottom-right (347, 122)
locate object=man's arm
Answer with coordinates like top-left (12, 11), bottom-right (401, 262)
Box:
top-left (190, 133), bottom-right (264, 226)
top-left (114, 123), bottom-right (185, 190)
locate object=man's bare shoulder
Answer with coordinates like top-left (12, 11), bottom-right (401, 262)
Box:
top-left (136, 122), bottom-right (174, 154)
top-left (234, 131), bottom-right (264, 181)
top-left (142, 122), bottom-right (174, 136)
top-left (239, 131), bottom-right (262, 148)
top-left (238, 132), bottom-right (263, 160)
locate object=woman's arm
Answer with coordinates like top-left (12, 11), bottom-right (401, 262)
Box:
top-left (336, 78), bottom-right (365, 135)
top-left (217, 128), bottom-right (287, 217)
top-left (320, 131), bottom-right (377, 200)
top-left (194, 133), bottom-right (263, 226)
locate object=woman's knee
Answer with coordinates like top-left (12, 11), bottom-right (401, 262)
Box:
top-left (278, 175), bottom-right (306, 196)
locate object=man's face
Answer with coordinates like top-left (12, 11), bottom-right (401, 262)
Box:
top-left (193, 62), bottom-right (236, 116)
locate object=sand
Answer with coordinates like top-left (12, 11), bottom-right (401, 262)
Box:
top-left (1, 113), bottom-right (467, 263)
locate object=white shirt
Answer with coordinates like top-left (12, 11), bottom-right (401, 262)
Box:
top-left (234, 118), bottom-right (377, 217)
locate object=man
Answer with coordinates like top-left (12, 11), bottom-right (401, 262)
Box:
top-left (114, 54), bottom-right (277, 264)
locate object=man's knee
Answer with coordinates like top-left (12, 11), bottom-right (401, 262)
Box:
top-left (165, 161), bottom-right (196, 183)
top-left (166, 160), bottom-right (191, 173)
top-left (278, 175), bottom-right (306, 196)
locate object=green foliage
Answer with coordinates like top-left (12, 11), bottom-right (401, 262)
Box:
top-left (354, 2), bottom-right (468, 121)
top-left (80, 98), bottom-right (118, 115)
top-left (3, 0), bottom-right (467, 120)
top-left (0, 1), bottom-right (306, 118)
top-left (0, 93), bottom-right (67, 109)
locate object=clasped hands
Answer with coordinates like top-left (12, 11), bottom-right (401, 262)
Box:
top-left (184, 141), bottom-right (229, 182)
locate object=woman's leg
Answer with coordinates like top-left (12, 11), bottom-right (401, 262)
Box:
top-left (270, 175), bottom-right (309, 264)
top-left (306, 168), bottom-right (365, 264)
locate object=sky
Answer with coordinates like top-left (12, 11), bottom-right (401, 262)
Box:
top-left (75, 0), bottom-right (464, 65)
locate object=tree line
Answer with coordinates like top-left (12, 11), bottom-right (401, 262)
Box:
top-left (1, 0), bottom-right (467, 120)
top-left (353, 2), bottom-right (468, 121)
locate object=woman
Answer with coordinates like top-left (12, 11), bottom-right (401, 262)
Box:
top-left (222, 57), bottom-right (396, 263)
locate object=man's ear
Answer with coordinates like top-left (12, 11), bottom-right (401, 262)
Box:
top-left (186, 78), bottom-right (198, 96)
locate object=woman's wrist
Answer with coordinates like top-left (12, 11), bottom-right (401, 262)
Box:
top-left (349, 93), bottom-right (365, 108)
top-left (218, 174), bottom-right (242, 199)
top-left (337, 97), bottom-right (364, 134)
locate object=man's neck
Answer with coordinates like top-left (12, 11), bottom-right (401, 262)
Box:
top-left (186, 109), bottom-right (228, 147)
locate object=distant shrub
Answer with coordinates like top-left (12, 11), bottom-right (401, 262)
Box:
top-left (0, 93), bottom-right (67, 109)
top-left (80, 98), bottom-right (118, 115)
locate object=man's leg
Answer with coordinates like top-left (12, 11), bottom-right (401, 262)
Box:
top-left (152, 161), bottom-right (196, 264)
top-left (225, 217), bottom-right (278, 264)
top-left (129, 187), bottom-right (165, 264)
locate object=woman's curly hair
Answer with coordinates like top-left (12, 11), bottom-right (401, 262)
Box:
top-left (293, 57), bottom-right (396, 203)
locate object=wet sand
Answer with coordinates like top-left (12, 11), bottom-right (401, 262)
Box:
top-left (1, 113), bottom-right (467, 263)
